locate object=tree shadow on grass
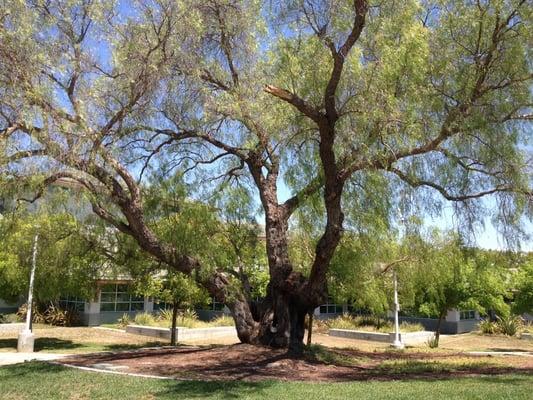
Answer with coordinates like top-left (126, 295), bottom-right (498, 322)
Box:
top-left (0, 338), bottom-right (166, 353)
top-left (157, 380), bottom-right (275, 400)
top-left (0, 360), bottom-right (66, 380)
top-left (0, 338), bottom-right (84, 352)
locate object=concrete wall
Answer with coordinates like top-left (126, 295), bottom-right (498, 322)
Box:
top-left (0, 323), bottom-right (24, 333)
top-left (329, 329), bottom-right (434, 345)
top-left (126, 325), bottom-right (236, 341)
top-left (398, 316), bottom-right (479, 334)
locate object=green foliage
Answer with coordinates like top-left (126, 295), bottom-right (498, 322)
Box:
top-left (0, 0), bottom-right (531, 348)
top-left (117, 313), bottom-right (131, 328)
top-left (134, 313), bottom-right (156, 327)
top-left (325, 314), bottom-right (424, 333)
top-left (135, 309), bottom-right (233, 329)
top-left (0, 209), bottom-right (101, 304)
top-left (209, 315), bottom-right (234, 327)
top-left (157, 309), bottom-right (174, 323)
top-left (16, 303), bottom-right (45, 324)
top-left (42, 303), bottom-right (80, 327)
top-left (426, 334), bottom-right (439, 349)
top-left (16, 303), bottom-right (79, 327)
top-left (479, 320), bottom-right (499, 335)
top-left (0, 313), bottom-right (23, 324)
top-left (512, 260), bottom-right (533, 315)
top-left (403, 231), bottom-right (512, 323)
top-left (496, 315), bottom-right (523, 337)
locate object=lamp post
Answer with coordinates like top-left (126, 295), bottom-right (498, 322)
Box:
top-left (391, 268), bottom-right (404, 349)
top-left (17, 233), bottom-right (39, 353)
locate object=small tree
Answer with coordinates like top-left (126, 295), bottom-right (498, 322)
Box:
top-left (411, 232), bottom-right (510, 346)
top-left (0, 211), bottom-right (101, 307)
top-left (137, 273), bottom-right (207, 346)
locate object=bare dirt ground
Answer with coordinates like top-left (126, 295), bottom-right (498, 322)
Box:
top-left (182, 331), bottom-right (533, 353)
top-left (61, 342), bottom-right (533, 382)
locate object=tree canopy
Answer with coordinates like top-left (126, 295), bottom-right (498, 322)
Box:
top-left (1, 0), bottom-right (531, 352)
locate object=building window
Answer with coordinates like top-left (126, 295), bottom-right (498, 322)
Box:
top-left (59, 296), bottom-right (85, 313)
top-left (153, 301), bottom-right (172, 311)
top-left (206, 297), bottom-right (225, 311)
top-left (100, 284), bottom-right (144, 312)
top-left (460, 310), bottom-right (476, 320)
top-left (319, 298), bottom-right (343, 314)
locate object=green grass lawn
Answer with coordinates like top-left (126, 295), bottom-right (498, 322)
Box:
top-left (0, 362), bottom-right (531, 400)
top-left (0, 336), bottom-right (164, 354)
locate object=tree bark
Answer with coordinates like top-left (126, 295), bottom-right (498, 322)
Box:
top-left (307, 312), bottom-right (313, 346)
top-left (170, 301), bottom-right (179, 346)
top-left (435, 310), bottom-right (446, 347)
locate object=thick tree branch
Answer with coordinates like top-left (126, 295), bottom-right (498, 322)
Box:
top-left (264, 85), bottom-right (323, 123)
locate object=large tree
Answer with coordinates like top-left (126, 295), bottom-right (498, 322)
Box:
top-left (1, 0), bottom-right (531, 352)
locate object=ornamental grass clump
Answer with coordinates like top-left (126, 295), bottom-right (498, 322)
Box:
top-left (134, 312), bottom-right (156, 326)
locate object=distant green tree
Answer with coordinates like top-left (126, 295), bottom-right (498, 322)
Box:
top-left (410, 232), bottom-right (511, 346)
top-left (136, 272), bottom-right (208, 346)
top-left (0, 211), bottom-right (101, 306)
top-left (512, 260), bottom-right (533, 315)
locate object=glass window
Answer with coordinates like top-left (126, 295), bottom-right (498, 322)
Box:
top-left (130, 302), bottom-right (144, 311)
top-left (153, 301), bottom-right (172, 311)
top-left (100, 302), bottom-right (115, 312)
top-left (460, 310), bottom-right (476, 320)
top-left (59, 295), bottom-right (86, 313)
top-left (204, 297), bottom-right (225, 311)
top-left (100, 284), bottom-right (144, 313)
top-left (319, 300), bottom-right (343, 314)
top-left (100, 293), bottom-right (116, 302)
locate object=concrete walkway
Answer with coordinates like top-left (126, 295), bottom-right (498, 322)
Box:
top-left (467, 351), bottom-right (533, 357)
top-left (0, 352), bottom-right (68, 366)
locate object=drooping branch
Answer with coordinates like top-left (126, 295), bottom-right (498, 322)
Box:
top-left (389, 167), bottom-right (531, 202)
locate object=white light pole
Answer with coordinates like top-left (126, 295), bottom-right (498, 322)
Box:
top-left (17, 233), bottom-right (39, 353)
top-left (391, 268), bottom-right (404, 349)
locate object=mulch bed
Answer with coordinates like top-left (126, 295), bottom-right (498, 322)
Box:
top-left (61, 344), bottom-right (533, 382)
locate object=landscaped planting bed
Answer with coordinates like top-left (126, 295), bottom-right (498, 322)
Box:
top-left (329, 328), bottom-right (434, 345)
top-left (125, 325), bottom-right (236, 341)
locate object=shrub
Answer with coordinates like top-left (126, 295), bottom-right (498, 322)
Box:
top-left (117, 313), bottom-right (131, 327)
top-left (158, 309), bottom-right (174, 322)
top-left (17, 303), bottom-right (79, 326)
top-left (325, 314), bottom-right (423, 333)
top-left (210, 315), bottom-right (234, 327)
top-left (0, 314), bottom-right (5, 324)
top-left (479, 319), bottom-right (498, 335)
top-left (496, 315), bottom-right (522, 336)
top-left (134, 312), bottom-right (156, 326)
top-left (174, 309), bottom-right (200, 328)
top-left (2, 313), bottom-right (22, 323)
top-left (43, 303), bottom-right (69, 326)
top-left (181, 308), bottom-right (198, 320)
top-left (17, 303), bottom-right (45, 324)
